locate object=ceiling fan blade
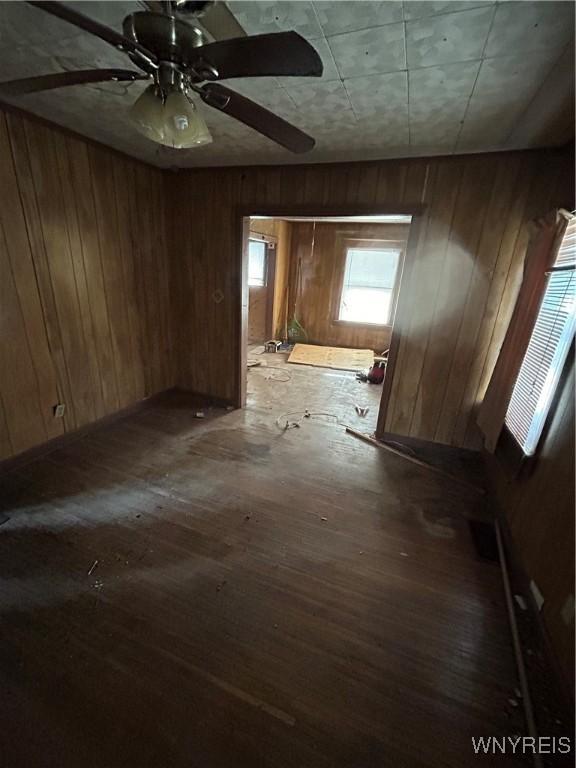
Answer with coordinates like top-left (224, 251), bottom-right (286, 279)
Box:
top-left (28, 2), bottom-right (158, 68)
top-left (200, 83), bottom-right (315, 154)
top-left (199, 2), bottom-right (247, 41)
top-left (197, 32), bottom-right (322, 79)
top-left (0, 69), bottom-right (148, 97)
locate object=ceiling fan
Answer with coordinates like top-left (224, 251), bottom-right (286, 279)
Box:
top-left (0, 0), bottom-right (323, 152)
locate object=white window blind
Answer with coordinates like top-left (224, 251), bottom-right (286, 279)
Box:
top-left (248, 239), bottom-right (266, 286)
top-left (505, 217), bottom-right (576, 455)
top-left (339, 248), bottom-right (400, 325)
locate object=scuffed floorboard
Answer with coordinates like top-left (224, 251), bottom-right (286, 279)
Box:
top-left (0, 365), bottom-right (524, 767)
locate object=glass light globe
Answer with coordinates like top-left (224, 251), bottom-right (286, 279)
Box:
top-left (129, 85), bottom-right (166, 143)
top-left (162, 91), bottom-right (212, 149)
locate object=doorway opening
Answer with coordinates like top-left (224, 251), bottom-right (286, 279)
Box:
top-left (242, 213), bottom-right (416, 436)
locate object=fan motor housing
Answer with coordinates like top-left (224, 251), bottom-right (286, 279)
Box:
top-left (123, 12), bottom-right (206, 65)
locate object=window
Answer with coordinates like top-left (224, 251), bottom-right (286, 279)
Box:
top-left (505, 217), bottom-right (576, 456)
top-left (248, 239), bottom-right (267, 286)
top-left (338, 247), bottom-right (401, 325)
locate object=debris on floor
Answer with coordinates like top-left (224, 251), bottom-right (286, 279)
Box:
top-left (87, 560), bottom-right (99, 576)
top-left (194, 410), bottom-right (206, 418)
top-left (355, 404), bottom-right (369, 417)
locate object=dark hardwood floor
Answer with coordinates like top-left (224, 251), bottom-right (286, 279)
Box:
top-left (1, 364), bottom-right (525, 767)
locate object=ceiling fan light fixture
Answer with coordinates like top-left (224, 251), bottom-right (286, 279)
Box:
top-left (130, 84), bottom-right (166, 142)
top-left (130, 85), bottom-right (212, 149)
top-left (162, 90), bottom-right (212, 148)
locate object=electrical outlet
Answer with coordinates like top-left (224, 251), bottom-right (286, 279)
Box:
top-left (53, 403), bottom-right (66, 418)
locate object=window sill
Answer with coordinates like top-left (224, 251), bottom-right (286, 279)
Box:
top-left (332, 319), bottom-right (392, 330)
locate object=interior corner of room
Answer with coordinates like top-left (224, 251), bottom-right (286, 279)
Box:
top-left (0, 1), bottom-right (575, 766)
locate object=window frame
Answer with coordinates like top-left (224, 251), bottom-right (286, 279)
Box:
top-left (497, 214), bottom-right (575, 472)
top-left (333, 237), bottom-right (405, 328)
top-left (247, 237), bottom-right (269, 287)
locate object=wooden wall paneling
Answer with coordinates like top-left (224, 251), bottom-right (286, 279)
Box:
top-left (5, 114), bottom-right (75, 435)
top-left (401, 159), bottom-right (431, 206)
top-left (248, 218), bottom-right (289, 340)
top-left (375, 161), bottom-right (408, 204)
top-left (385, 160), bottom-right (463, 436)
top-left (285, 221), bottom-right (409, 351)
top-left (0, 222), bottom-right (48, 455)
top-left (88, 145), bottom-right (136, 411)
top-left (355, 164), bottom-right (379, 204)
top-left (458, 158), bottom-right (536, 447)
top-left (147, 164), bottom-right (172, 391)
top-left (449, 156), bottom-right (524, 447)
top-left (70, 139), bottom-right (122, 415)
top-left (463, 153), bottom-right (564, 445)
top-left (25, 121), bottom-right (97, 429)
top-left (127, 160), bottom-right (154, 397)
top-left (0, 107), bottom-right (172, 462)
top-left (137, 164), bottom-right (169, 396)
top-left (407, 158), bottom-right (484, 442)
top-left (488, 360), bottom-right (575, 692)
top-left (274, 219), bottom-right (291, 338)
top-left (303, 165), bottom-right (326, 204)
top-left (112, 156), bottom-right (145, 404)
top-left (377, 159), bottom-right (432, 436)
top-left (53, 132), bottom-right (106, 422)
top-left (0, 391), bottom-right (12, 460)
top-left (0, 115), bottom-right (62, 445)
top-left (170, 148), bottom-right (573, 448)
top-left (425, 157), bottom-right (498, 444)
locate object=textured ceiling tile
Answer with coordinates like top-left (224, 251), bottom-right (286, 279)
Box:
top-left (314, 1), bottom-right (403, 37)
top-left (357, 109), bottom-right (410, 146)
top-left (403, 1), bottom-right (493, 21)
top-left (226, 1), bottom-right (322, 39)
top-left (66, 1), bottom-right (141, 30)
top-left (471, 51), bottom-right (558, 110)
top-left (409, 97), bottom-right (466, 123)
top-left (408, 60), bottom-right (480, 102)
top-left (276, 37), bottom-right (340, 86)
top-left (457, 109), bottom-right (520, 149)
top-left (0, 0), bottom-right (571, 166)
top-left (410, 124), bottom-right (459, 148)
top-left (406, 6), bottom-right (494, 68)
top-left (0, 2), bottom-right (81, 46)
top-left (328, 23), bottom-right (406, 78)
top-left (409, 105), bottom-right (463, 147)
top-left (283, 79), bottom-right (352, 112)
top-left (344, 71), bottom-right (408, 117)
top-left (485, 1), bottom-right (575, 58)
top-left (220, 77), bottom-right (295, 112)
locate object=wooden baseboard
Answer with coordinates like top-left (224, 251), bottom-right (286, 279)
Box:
top-left (0, 388), bottom-right (178, 477)
top-left (495, 507), bottom-right (574, 714)
top-left (378, 430), bottom-right (481, 455)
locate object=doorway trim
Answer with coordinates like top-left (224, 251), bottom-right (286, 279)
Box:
top-left (234, 204), bottom-right (426, 439)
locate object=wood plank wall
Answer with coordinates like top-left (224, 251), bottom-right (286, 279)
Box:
top-left (287, 221), bottom-right (409, 351)
top-left (0, 110), bottom-right (172, 462)
top-left (248, 218), bottom-right (291, 340)
top-left (169, 148), bottom-right (573, 449)
top-left (487, 359), bottom-right (575, 694)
